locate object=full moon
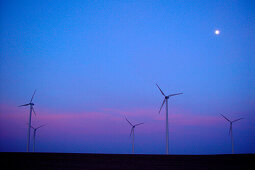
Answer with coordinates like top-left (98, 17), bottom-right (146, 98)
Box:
top-left (215, 29), bottom-right (220, 35)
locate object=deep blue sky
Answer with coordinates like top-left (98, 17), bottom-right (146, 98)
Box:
top-left (0, 0), bottom-right (255, 154)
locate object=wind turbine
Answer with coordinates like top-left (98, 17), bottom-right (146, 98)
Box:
top-left (30, 124), bottom-right (46, 152)
top-left (220, 114), bottom-right (243, 154)
top-left (125, 116), bottom-right (143, 154)
top-left (156, 84), bottom-right (183, 155)
top-left (19, 90), bottom-right (36, 152)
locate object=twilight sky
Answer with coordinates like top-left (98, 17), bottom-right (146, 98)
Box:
top-left (0, 0), bottom-right (255, 154)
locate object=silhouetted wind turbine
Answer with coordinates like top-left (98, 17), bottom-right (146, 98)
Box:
top-left (156, 84), bottom-right (183, 155)
top-left (125, 116), bottom-right (143, 154)
top-left (220, 114), bottom-right (243, 154)
top-left (19, 90), bottom-right (36, 152)
top-left (30, 124), bottom-right (46, 152)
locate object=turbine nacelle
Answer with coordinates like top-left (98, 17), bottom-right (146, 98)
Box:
top-left (31, 124), bottom-right (46, 131)
top-left (19, 90), bottom-right (36, 107)
top-left (220, 114), bottom-right (244, 135)
top-left (156, 84), bottom-right (183, 114)
top-left (220, 114), bottom-right (244, 124)
top-left (125, 116), bottom-right (143, 137)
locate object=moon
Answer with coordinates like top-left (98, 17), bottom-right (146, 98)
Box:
top-left (214, 29), bottom-right (220, 35)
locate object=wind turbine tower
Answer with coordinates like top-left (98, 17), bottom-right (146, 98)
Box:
top-left (220, 114), bottom-right (243, 154)
top-left (30, 124), bottom-right (46, 152)
top-left (125, 116), bottom-right (143, 154)
top-left (19, 90), bottom-right (36, 152)
top-left (156, 84), bottom-right (183, 155)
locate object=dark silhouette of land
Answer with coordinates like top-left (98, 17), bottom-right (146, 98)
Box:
top-left (1, 152), bottom-right (254, 169)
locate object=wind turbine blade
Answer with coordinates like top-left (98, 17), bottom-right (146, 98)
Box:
top-left (32, 107), bottom-right (36, 116)
top-left (125, 116), bottom-right (133, 126)
top-left (36, 124), bottom-right (46, 130)
top-left (18, 104), bottom-right (29, 107)
top-left (232, 118), bottom-right (244, 123)
top-left (29, 125), bottom-right (35, 130)
top-left (156, 84), bottom-right (166, 96)
top-left (30, 90), bottom-right (36, 103)
top-left (159, 99), bottom-right (166, 114)
top-left (129, 127), bottom-right (134, 137)
top-left (220, 114), bottom-right (231, 122)
top-left (168, 93), bottom-right (183, 97)
top-left (134, 123), bottom-right (144, 126)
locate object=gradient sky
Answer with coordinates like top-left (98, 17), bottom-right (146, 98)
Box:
top-left (0, 0), bottom-right (255, 154)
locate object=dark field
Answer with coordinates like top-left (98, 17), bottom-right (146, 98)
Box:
top-left (1, 152), bottom-right (254, 169)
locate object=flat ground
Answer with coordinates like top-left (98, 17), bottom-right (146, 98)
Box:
top-left (1, 152), bottom-right (254, 169)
